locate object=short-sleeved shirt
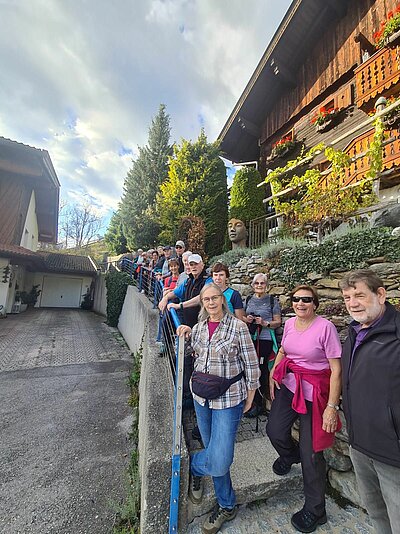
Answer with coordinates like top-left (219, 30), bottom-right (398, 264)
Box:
top-left (245, 294), bottom-right (281, 340)
top-left (224, 287), bottom-right (243, 314)
top-left (281, 315), bottom-right (342, 401)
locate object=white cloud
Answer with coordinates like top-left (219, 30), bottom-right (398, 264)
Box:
top-left (0, 0), bottom-right (291, 221)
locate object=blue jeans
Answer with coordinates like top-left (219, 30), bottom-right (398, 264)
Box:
top-left (191, 400), bottom-right (244, 509)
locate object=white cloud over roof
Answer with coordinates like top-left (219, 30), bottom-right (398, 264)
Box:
top-left (0, 0), bottom-right (291, 215)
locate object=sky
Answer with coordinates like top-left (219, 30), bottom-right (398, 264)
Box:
top-left (0, 0), bottom-right (292, 232)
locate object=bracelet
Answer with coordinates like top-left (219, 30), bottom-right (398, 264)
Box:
top-left (327, 402), bottom-right (339, 410)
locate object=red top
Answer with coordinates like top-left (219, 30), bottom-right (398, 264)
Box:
top-left (273, 357), bottom-right (341, 452)
top-left (164, 275), bottom-right (178, 291)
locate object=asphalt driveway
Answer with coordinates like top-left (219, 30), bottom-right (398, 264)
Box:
top-left (0, 309), bottom-right (132, 534)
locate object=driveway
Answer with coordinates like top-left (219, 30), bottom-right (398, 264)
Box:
top-left (0, 309), bottom-right (132, 534)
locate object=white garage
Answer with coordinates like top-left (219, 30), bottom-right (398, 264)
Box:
top-left (40, 276), bottom-right (84, 308)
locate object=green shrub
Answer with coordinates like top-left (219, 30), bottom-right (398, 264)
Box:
top-left (274, 227), bottom-right (400, 288)
top-left (105, 271), bottom-right (133, 327)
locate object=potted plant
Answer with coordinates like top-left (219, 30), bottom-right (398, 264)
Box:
top-left (311, 106), bottom-right (341, 132)
top-left (20, 285), bottom-right (41, 307)
top-left (270, 136), bottom-right (296, 159)
top-left (374, 4), bottom-right (400, 49)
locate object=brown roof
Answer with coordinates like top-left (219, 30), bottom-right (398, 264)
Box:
top-left (0, 137), bottom-right (60, 244)
top-left (0, 243), bottom-right (39, 258)
top-left (38, 252), bottom-right (98, 274)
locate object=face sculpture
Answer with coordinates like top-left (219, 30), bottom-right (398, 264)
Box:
top-left (228, 218), bottom-right (248, 249)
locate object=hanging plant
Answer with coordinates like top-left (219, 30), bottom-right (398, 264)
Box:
top-left (270, 136), bottom-right (296, 159)
top-left (374, 4), bottom-right (400, 48)
top-left (311, 106), bottom-right (341, 132)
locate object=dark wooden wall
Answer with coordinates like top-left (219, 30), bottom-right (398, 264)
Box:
top-left (0, 175), bottom-right (32, 245)
top-left (261, 0), bottom-right (398, 145)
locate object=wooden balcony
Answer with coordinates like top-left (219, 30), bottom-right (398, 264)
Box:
top-left (320, 124), bottom-right (400, 189)
top-left (355, 36), bottom-right (400, 109)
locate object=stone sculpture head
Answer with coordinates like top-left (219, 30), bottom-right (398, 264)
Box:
top-left (228, 218), bottom-right (248, 249)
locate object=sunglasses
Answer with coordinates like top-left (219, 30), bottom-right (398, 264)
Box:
top-left (291, 296), bottom-right (314, 303)
top-left (175, 245), bottom-right (183, 249)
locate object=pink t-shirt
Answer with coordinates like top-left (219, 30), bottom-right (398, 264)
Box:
top-left (281, 316), bottom-right (341, 401)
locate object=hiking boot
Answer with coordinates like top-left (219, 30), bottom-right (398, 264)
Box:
top-left (189, 474), bottom-right (203, 504)
top-left (291, 508), bottom-right (327, 533)
top-left (272, 456), bottom-right (300, 476)
top-left (202, 503), bottom-right (237, 534)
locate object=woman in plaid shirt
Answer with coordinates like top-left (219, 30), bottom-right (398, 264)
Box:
top-left (177, 283), bottom-right (260, 534)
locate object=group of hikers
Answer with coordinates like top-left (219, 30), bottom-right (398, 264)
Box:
top-left (128, 242), bottom-right (399, 534)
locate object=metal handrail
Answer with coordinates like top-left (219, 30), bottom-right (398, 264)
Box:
top-left (168, 309), bottom-right (184, 533)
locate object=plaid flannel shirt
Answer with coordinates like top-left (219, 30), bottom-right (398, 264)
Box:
top-left (189, 313), bottom-right (260, 409)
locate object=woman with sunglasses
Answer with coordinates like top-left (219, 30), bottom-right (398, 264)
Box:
top-left (177, 283), bottom-right (260, 534)
top-left (243, 273), bottom-right (282, 417)
top-left (267, 285), bottom-right (342, 533)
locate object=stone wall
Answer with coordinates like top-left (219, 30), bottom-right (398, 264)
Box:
top-left (229, 253), bottom-right (400, 506)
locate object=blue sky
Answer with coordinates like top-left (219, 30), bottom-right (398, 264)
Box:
top-left (0, 0), bottom-right (292, 232)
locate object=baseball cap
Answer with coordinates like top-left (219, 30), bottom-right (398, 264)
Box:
top-left (163, 245), bottom-right (172, 250)
top-left (188, 253), bottom-right (203, 264)
top-left (175, 240), bottom-right (185, 248)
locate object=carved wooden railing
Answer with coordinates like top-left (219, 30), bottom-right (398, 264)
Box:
top-left (355, 37), bottom-right (400, 108)
top-left (319, 124), bottom-right (400, 189)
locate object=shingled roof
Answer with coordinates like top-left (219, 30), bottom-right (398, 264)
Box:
top-left (38, 252), bottom-right (98, 274)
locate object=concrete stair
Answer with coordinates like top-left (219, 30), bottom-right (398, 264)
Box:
top-left (186, 436), bottom-right (303, 523)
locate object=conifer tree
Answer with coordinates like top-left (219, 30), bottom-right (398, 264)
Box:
top-left (120, 104), bottom-right (172, 248)
top-left (157, 130), bottom-right (228, 258)
top-left (229, 166), bottom-right (265, 223)
top-left (104, 210), bottom-right (128, 255)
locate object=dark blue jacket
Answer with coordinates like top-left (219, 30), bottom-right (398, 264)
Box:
top-left (341, 302), bottom-right (400, 467)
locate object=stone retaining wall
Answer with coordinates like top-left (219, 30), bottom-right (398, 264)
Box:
top-left (229, 253), bottom-right (400, 506)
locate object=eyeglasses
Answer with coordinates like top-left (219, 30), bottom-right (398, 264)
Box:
top-left (254, 282), bottom-right (266, 286)
top-left (202, 295), bottom-right (222, 304)
top-left (291, 296), bottom-right (314, 303)
top-left (175, 245), bottom-right (183, 249)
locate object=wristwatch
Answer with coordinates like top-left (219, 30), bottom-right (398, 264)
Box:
top-left (327, 402), bottom-right (340, 410)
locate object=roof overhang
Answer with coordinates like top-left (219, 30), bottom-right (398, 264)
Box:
top-left (0, 137), bottom-right (60, 243)
top-left (218, 0), bottom-right (350, 163)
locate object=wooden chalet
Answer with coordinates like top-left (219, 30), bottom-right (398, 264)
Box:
top-left (219, 0), bottom-right (400, 246)
top-left (0, 137), bottom-right (97, 316)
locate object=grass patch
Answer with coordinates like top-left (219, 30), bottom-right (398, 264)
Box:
top-left (113, 346), bottom-right (143, 534)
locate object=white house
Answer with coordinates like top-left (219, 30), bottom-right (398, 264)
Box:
top-left (0, 137), bottom-right (97, 316)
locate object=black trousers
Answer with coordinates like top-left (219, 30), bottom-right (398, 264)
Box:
top-left (266, 385), bottom-right (326, 516)
top-left (253, 339), bottom-right (273, 407)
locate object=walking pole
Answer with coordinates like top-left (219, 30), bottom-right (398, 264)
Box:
top-left (168, 308), bottom-right (184, 533)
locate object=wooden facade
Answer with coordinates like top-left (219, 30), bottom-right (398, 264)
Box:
top-left (220, 0), bottom-right (400, 216)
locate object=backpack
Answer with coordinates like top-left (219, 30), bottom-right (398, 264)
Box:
top-left (245, 294), bottom-right (279, 368)
top-left (223, 287), bottom-right (235, 314)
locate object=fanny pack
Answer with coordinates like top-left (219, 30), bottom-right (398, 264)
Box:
top-left (191, 371), bottom-right (244, 400)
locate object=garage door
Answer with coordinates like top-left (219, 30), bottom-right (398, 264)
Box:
top-left (40, 276), bottom-right (83, 308)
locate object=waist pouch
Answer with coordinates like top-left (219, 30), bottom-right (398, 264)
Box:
top-left (191, 371), bottom-right (244, 400)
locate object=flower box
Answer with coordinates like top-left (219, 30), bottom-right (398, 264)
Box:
top-left (270, 137), bottom-right (296, 159)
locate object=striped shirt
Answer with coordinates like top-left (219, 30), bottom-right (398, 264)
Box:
top-left (189, 313), bottom-right (260, 409)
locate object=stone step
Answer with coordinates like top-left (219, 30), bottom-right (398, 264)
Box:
top-left (186, 437), bottom-right (303, 523)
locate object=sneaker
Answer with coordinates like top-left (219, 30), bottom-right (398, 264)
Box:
top-left (189, 474), bottom-right (203, 504)
top-left (272, 456), bottom-right (300, 476)
top-left (202, 503), bottom-right (237, 534)
top-left (291, 508), bottom-right (327, 533)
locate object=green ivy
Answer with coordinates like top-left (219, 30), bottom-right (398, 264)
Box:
top-left (105, 271), bottom-right (133, 327)
top-left (273, 227), bottom-right (400, 288)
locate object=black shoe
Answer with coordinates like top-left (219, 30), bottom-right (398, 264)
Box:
top-left (291, 508), bottom-right (327, 533)
top-left (272, 456), bottom-right (299, 476)
top-left (189, 474), bottom-right (203, 504)
top-left (243, 405), bottom-right (260, 418)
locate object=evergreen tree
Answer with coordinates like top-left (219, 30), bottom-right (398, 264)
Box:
top-left (157, 130), bottom-right (228, 258)
top-left (229, 166), bottom-right (265, 223)
top-left (104, 211), bottom-right (128, 255)
top-left (120, 104), bottom-right (172, 249)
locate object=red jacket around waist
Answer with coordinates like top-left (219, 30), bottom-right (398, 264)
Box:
top-left (273, 357), bottom-right (341, 452)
